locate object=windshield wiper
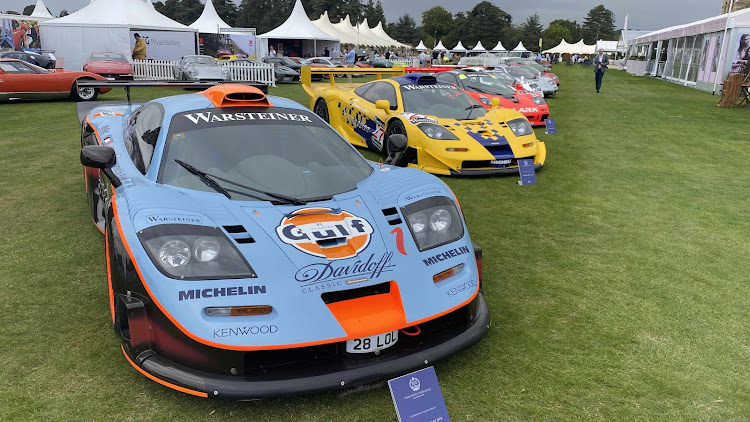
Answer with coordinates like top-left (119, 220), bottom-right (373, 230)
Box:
top-left (174, 160), bottom-right (305, 205)
top-left (464, 104), bottom-right (485, 120)
top-left (175, 159), bottom-right (231, 199)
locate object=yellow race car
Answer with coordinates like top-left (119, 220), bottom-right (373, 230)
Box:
top-left (302, 67), bottom-right (546, 176)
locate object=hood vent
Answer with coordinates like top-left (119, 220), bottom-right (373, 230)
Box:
top-left (321, 282), bottom-right (391, 304)
top-left (223, 225), bottom-right (255, 244)
top-left (381, 207), bottom-right (402, 226)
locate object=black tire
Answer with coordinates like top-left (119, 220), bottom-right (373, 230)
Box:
top-left (314, 99), bottom-right (329, 123)
top-left (384, 120), bottom-right (406, 156)
top-left (72, 79), bottom-right (98, 102)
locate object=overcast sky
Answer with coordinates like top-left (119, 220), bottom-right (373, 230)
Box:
top-left (0, 0), bottom-right (719, 33)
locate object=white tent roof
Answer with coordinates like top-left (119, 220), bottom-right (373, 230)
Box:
top-left (543, 39), bottom-right (571, 53)
top-left (357, 18), bottom-right (388, 47)
top-left (144, 0), bottom-right (156, 11)
top-left (415, 40), bottom-right (427, 50)
top-left (633, 8), bottom-right (750, 44)
top-left (331, 15), bottom-right (361, 45)
top-left (451, 41), bottom-right (467, 52)
top-left (513, 41), bottom-right (530, 52)
top-left (434, 40), bottom-right (447, 51)
top-left (40, 0), bottom-right (191, 30)
top-left (569, 39), bottom-right (596, 55)
top-left (490, 41), bottom-right (506, 52)
top-left (259, 0), bottom-right (337, 41)
top-left (30, 0), bottom-right (54, 18)
top-left (189, 0), bottom-right (231, 33)
top-left (313, 12), bottom-right (355, 44)
top-left (471, 40), bottom-right (486, 52)
top-left (596, 40), bottom-right (618, 52)
top-left (371, 21), bottom-right (405, 47)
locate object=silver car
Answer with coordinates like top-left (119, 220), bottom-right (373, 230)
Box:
top-left (495, 64), bottom-right (558, 96)
top-left (173, 55), bottom-right (230, 81)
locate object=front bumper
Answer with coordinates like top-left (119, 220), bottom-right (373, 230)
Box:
top-left (123, 293), bottom-right (491, 399)
top-left (449, 162), bottom-right (542, 176)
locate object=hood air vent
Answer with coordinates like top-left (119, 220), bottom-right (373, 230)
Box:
top-left (223, 225), bottom-right (255, 244)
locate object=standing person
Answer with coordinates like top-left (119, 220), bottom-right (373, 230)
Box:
top-left (269, 46), bottom-right (277, 57)
top-left (592, 48), bottom-right (610, 93)
top-left (345, 47), bottom-right (356, 65)
top-left (419, 51), bottom-right (427, 67)
top-left (385, 50), bottom-right (391, 60)
top-left (431, 49), bottom-right (438, 65)
top-left (132, 33), bottom-right (146, 60)
top-left (324, 46), bottom-right (330, 57)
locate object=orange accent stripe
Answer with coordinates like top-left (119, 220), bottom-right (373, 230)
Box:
top-left (326, 281), bottom-right (407, 339)
top-left (120, 345), bottom-right (208, 398)
top-left (111, 194), bottom-right (348, 351)
top-left (85, 116), bottom-right (102, 145)
top-left (106, 229), bottom-right (115, 324)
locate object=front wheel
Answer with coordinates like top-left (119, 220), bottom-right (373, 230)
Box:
top-left (314, 99), bottom-right (329, 123)
top-left (72, 79), bottom-right (98, 101)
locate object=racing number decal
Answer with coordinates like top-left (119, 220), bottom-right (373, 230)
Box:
top-left (391, 227), bottom-right (407, 256)
top-left (372, 116), bottom-right (385, 150)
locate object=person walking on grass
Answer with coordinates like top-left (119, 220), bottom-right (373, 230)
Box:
top-left (593, 48), bottom-right (609, 93)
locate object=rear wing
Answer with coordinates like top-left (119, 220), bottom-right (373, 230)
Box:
top-left (301, 66), bottom-right (405, 106)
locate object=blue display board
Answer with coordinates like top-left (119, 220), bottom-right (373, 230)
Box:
top-left (518, 158), bottom-right (537, 185)
top-left (545, 118), bottom-right (556, 134)
top-left (389, 366), bottom-right (450, 422)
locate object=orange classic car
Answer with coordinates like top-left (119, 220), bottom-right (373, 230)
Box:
top-left (0, 58), bottom-right (111, 101)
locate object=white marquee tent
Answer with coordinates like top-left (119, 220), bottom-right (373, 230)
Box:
top-left (39, 0), bottom-right (195, 71)
top-left (313, 12), bottom-right (356, 45)
top-left (357, 18), bottom-right (389, 47)
top-left (371, 21), bottom-right (406, 48)
top-left (471, 40), bottom-right (487, 52)
top-left (257, 0), bottom-right (338, 58)
top-left (543, 39), bottom-right (573, 54)
top-left (451, 41), bottom-right (467, 53)
top-left (490, 41), bottom-right (506, 52)
top-left (30, 0), bottom-right (54, 19)
top-left (332, 15), bottom-right (362, 45)
top-left (513, 41), bottom-right (530, 53)
top-left (189, 0), bottom-right (231, 33)
top-left (434, 40), bottom-right (447, 51)
top-left (415, 40), bottom-right (427, 51)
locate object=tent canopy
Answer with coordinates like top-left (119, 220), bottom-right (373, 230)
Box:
top-left (189, 0), bottom-right (231, 33)
top-left (596, 40), bottom-right (618, 52)
top-left (415, 40), bottom-right (427, 50)
top-left (259, 0), bottom-right (337, 41)
top-left (313, 12), bottom-right (355, 44)
top-left (471, 40), bottom-right (486, 52)
top-left (543, 39), bottom-right (572, 54)
top-left (41, 0), bottom-right (189, 30)
top-left (434, 40), bottom-right (447, 51)
top-left (331, 15), bottom-right (361, 45)
top-left (371, 21), bottom-right (405, 48)
top-left (513, 41), bottom-right (530, 52)
top-left (451, 41), bottom-right (466, 52)
top-left (357, 18), bottom-right (389, 47)
top-left (490, 41), bottom-right (506, 52)
top-left (30, 0), bottom-right (54, 19)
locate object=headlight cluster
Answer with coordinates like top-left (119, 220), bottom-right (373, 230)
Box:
top-left (402, 196), bottom-right (464, 251)
top-left (187, 68), bottom-right (198, 77)
top-left (222, 67), bottom-right (231, 77)
top-left (478, 96), bottom-right (492, 106)
top-left (532, 96), bottom-right (546, 105)
top-left (138, 224), bottom-right (256, 280)
top-left (418, 123), bottom-right (458, 140)
top-left (507, 118), bottom-right (533, 136)
top-left (528, 82), bottom-right (542, 91)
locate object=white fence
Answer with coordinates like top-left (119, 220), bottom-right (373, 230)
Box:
top-left (132, 59), bottom-right (276, 86)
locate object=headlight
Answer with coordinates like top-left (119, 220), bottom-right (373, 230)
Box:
top-left (532, 96), bottom-right (546, 105)
top-left (188, 69), bottom-right (198, 77)
top-left (402, 196), bottom-right (464, 251)
top-left (418, 123), bottom-right (458, 140)
top-left (138, 224), bottom-right (256, 280)
top-left (222, 67), bottom-right (230, 76)
top-left (507, 118), bottom-right (533, 136)
top-left (478, 96), bottom-right (492, 105)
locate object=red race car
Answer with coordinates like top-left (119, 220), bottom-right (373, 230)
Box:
top-left (83, 52), bottom-right (134, 80)
top-left (0, 58), bottom-right (110, 101)
top-left (434, 70), bottom-right (550, 126)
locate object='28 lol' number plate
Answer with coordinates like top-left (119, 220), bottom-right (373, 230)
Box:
top-left (346, 330), bottom-right (399, 354)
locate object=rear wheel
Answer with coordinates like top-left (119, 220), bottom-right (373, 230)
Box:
top-left (72, 79), bottom-right (98, 101)
top-left (314, 99), bottom-right (329, 123)
top-left (85, 168), bottom-right (107, 232)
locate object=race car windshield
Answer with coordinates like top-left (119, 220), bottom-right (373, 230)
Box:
top-left (462, 74), bottom-right (516, 98)
top-left (184, 56), bottom-right (215, 65)
top-left (89, 53), bottom-right (127, 62)
top-left (400, 85), bottom-right (486, 120)
top-left (159, 108), bottom-right (373, 202)
top-left (509, 66), bottom-right (539, 79)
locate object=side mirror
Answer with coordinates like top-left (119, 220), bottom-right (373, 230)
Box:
top-left (375, 100), bottom-right (391, 111)
top-left (81, 145), bottom-right (116, 169)
top-left (490, 98), bottom-right (501, 108)
top-left (387, 134), bottom-right (407, 154)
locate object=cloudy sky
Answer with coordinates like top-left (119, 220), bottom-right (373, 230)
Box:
top-left (1, 0), bottom-right (719, 32)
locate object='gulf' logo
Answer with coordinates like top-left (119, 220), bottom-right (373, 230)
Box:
top-left (276, 208), bottom-right (373, 260)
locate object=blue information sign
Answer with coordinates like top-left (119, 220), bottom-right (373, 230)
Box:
top-left (545, 118), bottom-right (556, 134)
top-left (389, 366), bottom-right (450, 422)
top-left (517, 158), bottom-right (537, 185)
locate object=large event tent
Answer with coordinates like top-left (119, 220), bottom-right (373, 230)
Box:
top-left (30, 0), bottom-right (54, 19)
top-left (371, 21), bottom-right (406, 47)
top-left (189, 0), bottom-right (231, 33)
top-left (452, 41), bottom-right (467, 53)
top-left (543, 39), bottom-right (572, 54)
top-left (471, 41), bottom-right (487, 52)
top-left (312, 12), bottom-right (356, 45)
top-left (39, 0), bottom-right (195, 71)
top-left (257, 0), bottom-right (338, 58)
top-left (434, 40), bottom-right (447, 51)
top-left (490, 41), bottom-right (506, 52)
top-left (512, 41), bottom-right (531, 55)
top-left (332, 15), bottom-right (361, 45)
top-left (357, 18), bottom-right (388, 47)
top-left (415, 40), bottom-right (427, 51)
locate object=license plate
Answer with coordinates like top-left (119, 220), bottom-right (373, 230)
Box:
top-left (346, 330), bottom-right (398, 354)
top-left (491, 159), bottom-right (512, 166)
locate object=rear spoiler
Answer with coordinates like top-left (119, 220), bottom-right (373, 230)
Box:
top-left (76, 80), bottom-right (268, 106)
top-left (300, 66), bottom-right (405, 98)
top-left (76, 101), bottom-right (146, 123)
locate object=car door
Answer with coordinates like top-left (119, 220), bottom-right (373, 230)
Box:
top-left (351, 81), bottom-right (396, 151)
top-left (0, 60), bottom-right (59, 98)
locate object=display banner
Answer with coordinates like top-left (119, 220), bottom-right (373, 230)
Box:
top-left (199, 33), bottom-right (256, 59)
top-left (708, 34), bottom-right (723, 84)
top-left (1, 17), bottom-right (41, 50)
top-left (545, 118), bottom-right (556, 134)
top-left (129, 30), bottom-right (195, 61)
top-left (730, 31), bottom-right (750, 73)
top-left (697, 37), bottom-right (711, 82)
top-left (389, 366), bottom-right (450, 422)
top-left (517, 158), bottom-right (537, 186)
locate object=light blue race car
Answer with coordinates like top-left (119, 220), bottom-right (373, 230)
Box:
top-left (79, 83), bottom-right (490, 399)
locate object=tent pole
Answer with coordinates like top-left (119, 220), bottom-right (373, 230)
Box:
top-left (713, 0), bottom-right (734, 95)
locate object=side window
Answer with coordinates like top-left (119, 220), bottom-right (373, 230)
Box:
top-left (0, 61), bottom-right (36, 74)
top-left (435, 73), bottom-right (458, 86)
top-left (81, 123), bottom-right (98, 147)
top-left (361, 82), bottom-right (397, 108)
top-left (354, 84), bottom-right (372, 98)
top-left (124, 102), bottom-right (164, 174)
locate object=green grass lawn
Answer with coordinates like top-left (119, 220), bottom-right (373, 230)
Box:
top-left (1, 67), bottom-right (750, 421)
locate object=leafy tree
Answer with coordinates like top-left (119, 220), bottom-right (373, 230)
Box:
top-left (176, 0), bottom-right (203, 25)
top-left (444, 11), bottom-right (466, 49)
top-left (464, 1), bottom-right (511, 49)
top-left (582, 5), bottom-right (616, 43)
top-left (212, 0), bottom-right (238, 26)
top-left (340, 0), bottom-right (363, 24)
top-left (236, 0), bottom-right (294, 33)
top-left (22, 5), bottom-right (35, 15)
top-left (543, 23), bottom-right (572, 49)
top-left (519, 13), bottom-right (543, 53)
top-left (372, 1), bottom-right (386, 26)
top-left (387, 13), bottom-right (418, 46)
top-left (421, 6), bottom-right (453, 48)
top-left (4, 10), bottom-right (20, 15)
top-left (549, 19), bottom-right (581, 41)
